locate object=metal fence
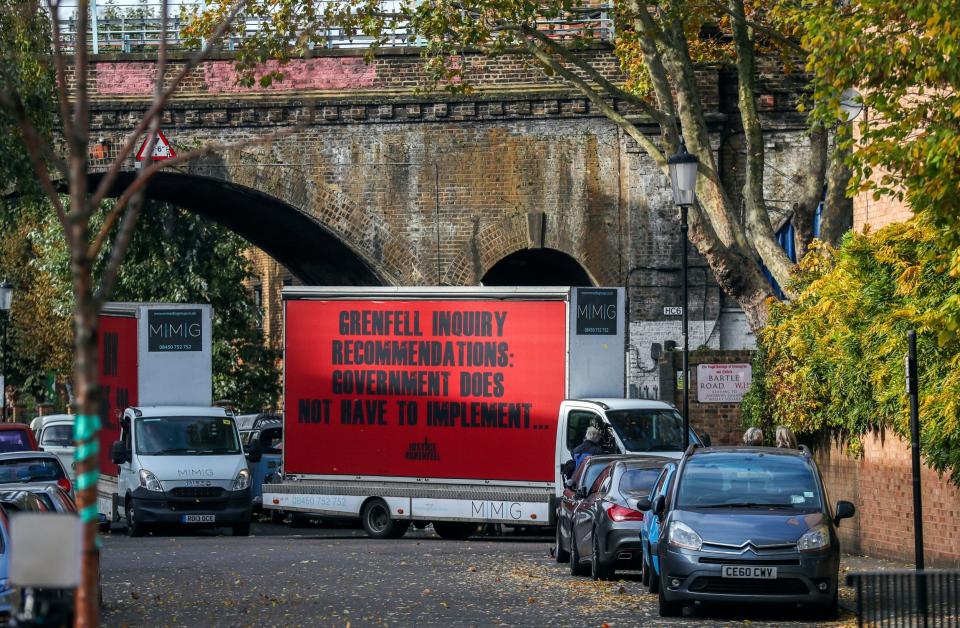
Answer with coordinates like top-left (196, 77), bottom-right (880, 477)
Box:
top-left (52, 1), bottom-right (614, 54)
top-left (846, 570), bottom-right (960, 627)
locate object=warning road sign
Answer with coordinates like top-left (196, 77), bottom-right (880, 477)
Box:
top-left (135, 130), bottom-right (176, 162)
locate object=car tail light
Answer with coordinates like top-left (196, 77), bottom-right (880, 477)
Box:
top-left (604, 503), bottom-right (644, 522)
top-left (57, 477), bottom-right (72, 494)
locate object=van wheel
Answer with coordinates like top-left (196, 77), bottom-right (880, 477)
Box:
top-left (125, 501), bottom-right (144, 538)
top-left (362, 499), bottom-right (409, 539)
top-left (554, 523), bottom-right (570, 563)
top-left (432, 521), bottom-right (475, 540)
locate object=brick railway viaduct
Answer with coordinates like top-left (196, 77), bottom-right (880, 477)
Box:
top-left (79, 47), bottom-right (813, 397)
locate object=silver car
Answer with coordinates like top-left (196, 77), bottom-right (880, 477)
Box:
top-left (0, 452), bottom-right (73, 499)
top-left (644, 446), bottom-right (855, 619)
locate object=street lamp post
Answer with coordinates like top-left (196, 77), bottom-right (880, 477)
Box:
top-left (0, 281), bottom-right (13, 422)
top-left (667, 143), bottom-right (699, 451)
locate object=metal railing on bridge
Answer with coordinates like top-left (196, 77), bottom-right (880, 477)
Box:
top-left (52, 1), bottom-right (614, 54)
top-left (846, 570), bottom-right (960, 627)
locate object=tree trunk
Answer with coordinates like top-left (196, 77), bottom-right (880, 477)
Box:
top-left (819, 140), bottom-right (854, 246)
top-left (69, 219), bottom-right (100, 628)
top-left (728, 0), bottom-right (796, 292)
top-left (792, 126), bottom-right (828, 259)
top-left (686, 204), bottom-right (775, 330)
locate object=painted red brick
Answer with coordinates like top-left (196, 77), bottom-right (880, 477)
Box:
top-left (202, 58), bottom-right (377, 92)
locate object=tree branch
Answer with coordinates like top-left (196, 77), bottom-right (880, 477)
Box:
top-left (519, 25), bottom-right (671, 127)
top-left (0, 87), bottom-right (68, 227)
top-left (88, 0), bottom-right (246, 211)
top-left (520, 37), bottom-right (667, 169)
top-left (625, 0), bottom-right (679, 151)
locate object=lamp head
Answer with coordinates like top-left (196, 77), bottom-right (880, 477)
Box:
top-left (667, 142), bottom-right (699, 207)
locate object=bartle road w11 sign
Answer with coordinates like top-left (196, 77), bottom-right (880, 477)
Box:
top-left (697, 363), bottom-right (752, 403)
top-left (284, 299), bottom-right (567, 482)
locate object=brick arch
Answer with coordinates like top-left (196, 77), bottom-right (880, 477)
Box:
top-left (87, 168), bottom-right (390, 286)
top-left (441, 214), bottom-right (598, 286)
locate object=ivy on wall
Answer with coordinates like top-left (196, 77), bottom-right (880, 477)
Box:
top-left (742, 218), bottom-right (960, 484)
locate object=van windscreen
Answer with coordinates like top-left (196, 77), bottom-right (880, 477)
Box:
top-left (135, 417), bottom-right (240, 456)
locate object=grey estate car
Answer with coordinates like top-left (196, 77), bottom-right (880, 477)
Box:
top-left (641, 446), bottom-right (855, 619)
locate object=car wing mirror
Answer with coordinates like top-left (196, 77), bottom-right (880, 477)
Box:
top-left (653, 495), bottom-right (666, 518)
top-left (246, 440), bottom-right (263, 463)
top-left (110, 441), bottom-right (127, 465)
top-left (563, 479), bottom-right (576, 490)
top-left (634, 496), bottom-right (652, 511)
top-left (834, 500), bottom-right (856, 525)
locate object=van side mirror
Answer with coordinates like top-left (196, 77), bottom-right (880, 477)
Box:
top-left (635, 497), bottom-right (652, 511)
top-left (700, 432), bottom-right (712, 447)
top-left (246, 440), bottom-right (263, 463)
top-left (563, 479), bottom-right (576, 491)
top-left (834, 500), bottom-right (855, 525)
top-left (574, 486), bottom-right (587, 500)
top-left (653, 495), bottom-right (666, 518)
top-left (110, 441), bottom-right (127, 465)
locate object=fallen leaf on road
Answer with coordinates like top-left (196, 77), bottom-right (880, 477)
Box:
top-left (468, 565), bottom-right (477, 572)
top-left (422, 588), bottom-right (431, 595)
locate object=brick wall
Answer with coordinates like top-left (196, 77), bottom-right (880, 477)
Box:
top-left (815, 430), bottom-right (960, 567)
top-left (853, 186), bottom-right (913, 232)
top-left (662, 349), bottom-right (754, 446)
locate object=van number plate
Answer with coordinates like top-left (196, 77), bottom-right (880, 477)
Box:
top-left (182, 514), bottom-right (215, 523)
top-left (722, 565), bottom-right (777, 579)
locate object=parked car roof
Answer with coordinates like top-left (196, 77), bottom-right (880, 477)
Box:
top-left (0, 451), bottom-right (63, 462)
top-left (688, 445), bottom-right (808, 458)
top-left (0, 424), bottom-right (38, 452)
top-left (612, 455), bottom-right (674, 469)
top-left (29, 414), bottom-right (74, 432)
top-left (569, 398), bottom-right (677, 411)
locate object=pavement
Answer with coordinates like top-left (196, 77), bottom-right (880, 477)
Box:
top-left (99, 519), bottom-right (907, 627)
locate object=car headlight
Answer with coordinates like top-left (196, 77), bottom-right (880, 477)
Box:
top-left (138, 469), bottom-right (164, 492)
top-left (668, 520), bottom-right (702, 551)
top-left (233, 468), bottom-right (251, 491)
top-left (797, 524), bottom-right (831, 552)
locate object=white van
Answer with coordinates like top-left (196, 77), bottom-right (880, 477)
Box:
top-left (555, 398), bottom-right (708, 494)
top-left (35, 414), bottom-right (76, 481)
top-left (109, 405), bottom-right (259, 537)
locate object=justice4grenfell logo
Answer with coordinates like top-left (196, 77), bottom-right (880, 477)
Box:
top-left (575, 288), bottom-right (618, 335)
top-left (148, 309), bottom-right (203, 352)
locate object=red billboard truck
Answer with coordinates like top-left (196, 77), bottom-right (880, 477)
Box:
top-left (265, 286), bottom-right (701, 539)
top-left (96, 303), bottom-right (258, 536)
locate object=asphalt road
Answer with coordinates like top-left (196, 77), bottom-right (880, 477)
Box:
top-left (100, 520), bottom-right (856, 627)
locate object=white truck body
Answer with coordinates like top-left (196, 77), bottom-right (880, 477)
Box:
top-left (96, 303), bottom-right (254, 533)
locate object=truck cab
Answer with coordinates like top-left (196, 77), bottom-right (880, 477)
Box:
top-left (555, 399), bottom-right (706, 496)
top-left (110, 406), bottom-right (259, 537)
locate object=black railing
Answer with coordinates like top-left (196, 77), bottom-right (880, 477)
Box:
top-left (846, 570), bottom-right (960, 627)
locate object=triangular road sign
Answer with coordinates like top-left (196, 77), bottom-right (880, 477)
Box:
top-left (135, 129), bottom-right (176, 161)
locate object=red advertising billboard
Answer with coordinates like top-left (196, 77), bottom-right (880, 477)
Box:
top-left (98, 314), bottom-right (139, 475)
top-left (284, 299), bottom-right (567, 482)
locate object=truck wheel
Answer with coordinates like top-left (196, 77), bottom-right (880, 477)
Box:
top-left (362, 499), bottom-right (409, 539)
top-left (432, 521), bottom-right (475, 540)
top-left (125, 501), bottom-right (144, 538)
top-left (554, 523), bottom-right (570, 563)
top-left (232, 523), bottom-right (251, 537)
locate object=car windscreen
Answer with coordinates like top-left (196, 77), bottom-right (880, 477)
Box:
top-left (135, 416), bottom-right (241, 456)
top-left (0, 458), bottom-right (66, 484)
top-left (606, 409), bottom-right (686, 453)
top-left (618, 468), bottom-right (662, 495)
top-left (40, 425), bottom-right (74, 448)
top-left (676, 453), bottom-right (823, 510)
top-left (0, 430), bottom-right (32, 453)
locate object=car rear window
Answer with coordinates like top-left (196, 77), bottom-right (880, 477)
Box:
top-left (40, 425), bottom-right (74, 447)
top-left (0, 430), bottom-right (32, 453)
top-left (618, 468), bottom-right (662, 495)
top-left (676, 453), bottom-right (822, 510)
top-left (0, 458), bottom-right (66, 484)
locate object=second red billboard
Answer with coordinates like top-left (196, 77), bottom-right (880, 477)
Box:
top-left (284, 298), bottom-right (567, 482)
